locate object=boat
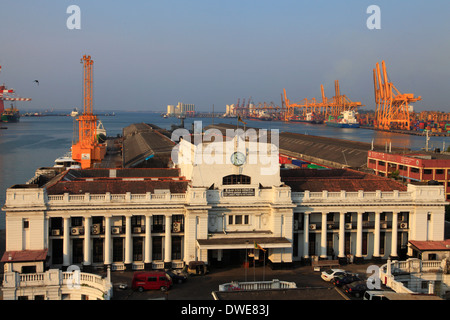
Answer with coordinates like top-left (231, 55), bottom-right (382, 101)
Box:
top-left (326, 110), bottom-right (360, 128)
top-left (1, 105), bottom-right (20, 122)
top-left (96, 120), bottom-right (107, 143)
top-left (54, 152), bottom-right (81, 169)
top-left (71, 108), bottom-right (79, 117)
top-left (290, 112), bottom-right (323, 124)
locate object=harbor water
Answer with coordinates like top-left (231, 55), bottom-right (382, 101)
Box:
top-left (0, 112), bottom-right (448, 230)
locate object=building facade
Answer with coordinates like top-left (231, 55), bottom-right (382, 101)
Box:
top-left (368, 150), bottom-right (450, 201)
top-left (2, 136), bottom-right (447, 276)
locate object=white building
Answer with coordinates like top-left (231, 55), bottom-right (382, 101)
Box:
top-left (1, 133), bottom-right (447, 298)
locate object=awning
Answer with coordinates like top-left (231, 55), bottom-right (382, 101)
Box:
top-left (197, 237), bottom-right (291, 250)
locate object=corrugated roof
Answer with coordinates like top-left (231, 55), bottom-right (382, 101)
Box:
top-left (409, 240), bottom-right (450, 251)
top-left (1, 249), bottom-right (48, 263)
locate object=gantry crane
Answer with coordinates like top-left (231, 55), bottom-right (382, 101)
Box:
top-left (373, 60), bottom-right (421, 130)
top-left (71, 55), bottom-right (106, 169)
top-left (0, 65), bottom-right (32, 119)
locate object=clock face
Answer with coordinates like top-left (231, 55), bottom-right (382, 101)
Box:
top-left (231, 151), bottom-right (246, 166)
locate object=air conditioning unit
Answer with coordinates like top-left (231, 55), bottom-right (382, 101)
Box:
top-left (51, 229), bottom-right (61, 236)
top-left (309, 224), bottom-right (317, 230)
top-left (173, 222), bottom-right (181, 233)
top-left (92, 224), bottom-right (101, 235)
top-left (133, 226), bottom-right (142, 233)
top-left (400, 222), bottom-right (408, 229)
top-left (327, 223), bottom-right (334, 230)
top-left (71, 227), bottom-right (84, 235)
top-left (380, 222), bottom-right (388, 229)
top-left (111, 227), bottom-right (121, 234)
top-left (345, 223), bottom-right (352, 230)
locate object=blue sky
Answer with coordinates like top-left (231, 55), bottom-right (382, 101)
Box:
top-left (0, 0), bottom-right (449, 112)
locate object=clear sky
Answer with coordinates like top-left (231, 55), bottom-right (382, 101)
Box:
top-left (0, 0), bottom-right (449, 113)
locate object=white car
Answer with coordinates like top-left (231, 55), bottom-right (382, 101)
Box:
top-left (321, 269), bottom-right (347, 281)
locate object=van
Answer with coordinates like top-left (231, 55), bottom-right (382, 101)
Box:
top-left (363, 290), bottom-right (389, 300)
top-left (131, 271), bottom-right (173, 292)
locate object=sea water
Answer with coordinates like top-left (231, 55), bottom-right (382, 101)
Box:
top-left (0, 112), bottom-right (447, 229)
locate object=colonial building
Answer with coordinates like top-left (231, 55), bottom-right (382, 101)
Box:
top-left (2, 134), bottom-right (447, 278)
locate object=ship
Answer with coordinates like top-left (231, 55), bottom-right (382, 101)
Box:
top-left (71, 108), bottom-right (79, 117)
top-left (0, 65), bottom-right (32, 121)
top-left (1, 104), bottom-right (20, 122)
top-left (326, 110), bottom-right (360, 128)
top-left (290, 112), bottom-right (324, 124)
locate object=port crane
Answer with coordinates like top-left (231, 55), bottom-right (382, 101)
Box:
top-left (71, 55), bottom-right (106, 169)
top-left (0, 65), bottom-right (32, 117)
top-left (373, 60), bottom-right (421, 130)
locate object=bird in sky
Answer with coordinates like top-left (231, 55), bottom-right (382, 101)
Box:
top-left (34, 80), bottom-right (39, 86)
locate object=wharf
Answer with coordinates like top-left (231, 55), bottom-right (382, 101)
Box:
top-left (361, 125), bottom-right (450, 137)
top-left (205, 123), bottom-right (408, 170)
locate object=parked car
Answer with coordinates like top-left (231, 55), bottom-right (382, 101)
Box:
top-left (343, 281), bottom-right (368, 298)
top-left (333, 274), bottom-right (361, 287)
top-left (131, 271), bottom-right (172, 292)
top-left (321, 269), bottom-right (347, 282)
top-left (363, 290), bottom-right (390, 300)
top-left (166, 270), bottom-right (187, 284)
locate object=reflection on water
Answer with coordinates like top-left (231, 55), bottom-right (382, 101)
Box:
top-left (0, 113), bottom-right (448, 230)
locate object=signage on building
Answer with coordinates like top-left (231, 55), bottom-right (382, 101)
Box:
top-left (223, 188), bottom-right (255, 197)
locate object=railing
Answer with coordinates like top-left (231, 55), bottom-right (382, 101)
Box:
top-left (219, 279), bottom-right (297, 292)
top-left (292, 190), bottom-right (413, 203)
top-left (48, 192), bottom-right (187, 205)
top-left (379, 258), bottom-right (448, 295)
top-left (3, 269), bottom-right (113, 300)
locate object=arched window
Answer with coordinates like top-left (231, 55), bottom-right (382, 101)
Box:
top-left (222, 174), bottom-right (251, 185)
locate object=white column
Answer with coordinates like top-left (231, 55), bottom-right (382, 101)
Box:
top-left (303, 212), bottom-right (310, 258)
top-left (338, 212), bottom-right (345, 258)
top-left (104, 216), bottom-right (112, 265)
top-left (356, 212), bottom-right (363, 258)
top-left (84, 216), bottom-right (91, 266)
top-left (320, 212), bottom-right (327, 258)
top-left (374, 212), bottom-right (380, 258)
top-left (164, 215), bottom-right (172, 263)
top-left (144, 215), bottom-right (152, 264)
top-left (63, 217), bottom-right (70, 267)
top-left (391, 212), bottom-right (398, 257)
top-left (125, 215), bottom-right (132, 264)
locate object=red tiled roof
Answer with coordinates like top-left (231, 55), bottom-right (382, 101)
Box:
top-left (409, 240), bottom-right (450, 251)
top-left (281, 169), bottom-right (407, 192)
top-left (1, 249), bottom-right (48, 262)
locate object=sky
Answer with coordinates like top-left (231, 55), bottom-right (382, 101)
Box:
top-left (0, 0), bottom-right (449, 113)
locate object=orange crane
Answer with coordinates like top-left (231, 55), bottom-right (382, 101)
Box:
top-left (71, 55), bottom-right (106, 169)
top-left (328, 80), bottom-right (363, 121)
top-left (373, 60), bottom-right (421, 130)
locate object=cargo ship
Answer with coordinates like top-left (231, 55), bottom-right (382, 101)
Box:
top-left (0, 65), bottom-right (32, 122)
top-left (290, 112), bottom-right (323, 124)
top-left (326, 110), bottom-right (360, 128)
top-left (1, 104), bottom-right (20, 122)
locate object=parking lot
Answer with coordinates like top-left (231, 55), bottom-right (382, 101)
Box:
top-left (109, 261), bottom-right (384, 301)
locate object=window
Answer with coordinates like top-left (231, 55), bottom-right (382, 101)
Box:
top-left (23, 219), bottom-right (29, 229)
top-left (424, 169), bottom-right (432, 175)
top-left (152, 215), bottom-right (164, 232)
top-left (71, 217), bottom-right (83, 227)
top-left (222, 174), bottom-right (251, 185)
top-left (228, 215), bottom-right (250, 225)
